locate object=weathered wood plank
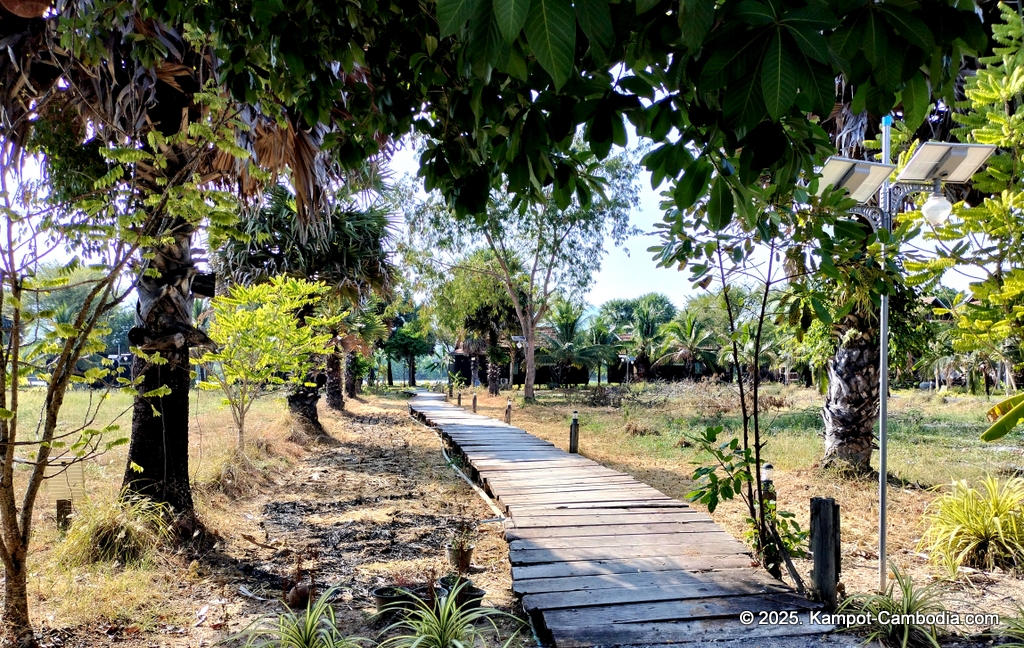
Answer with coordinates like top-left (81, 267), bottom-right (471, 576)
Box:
top-left (505, 522), bottom-right (722, 541)
top-left (545, 612), bottom-right (832, 647)
top-left (511, 513), bottom-right (709, 528)
top-left (510, 541), bottom-right (749, 565)
top-left (542, 593), bottom-right (819, 627)
top-left (512, 555), bottom-right (755, 580)
top-left (512, 568), bottom-right (782, 595)
top-left (522, 579), bottom-right (792, 612)
top-left (510, 531), bottom-right (741, 551)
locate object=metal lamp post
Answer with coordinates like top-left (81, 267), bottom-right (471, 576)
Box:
top-left (816, 125), bottom-right (995, 592)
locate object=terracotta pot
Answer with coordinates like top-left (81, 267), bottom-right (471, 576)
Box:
top-left (0, 0), bottom-right (50, 18)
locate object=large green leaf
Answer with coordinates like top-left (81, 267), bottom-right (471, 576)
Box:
top-left (494, 0), bottom-right (530, 43)
top-left (524, 0), bottom-right (576, 90)
top-left (724, 71), bottom-right (766, 130)
top-left (901, 72), bottom-right (930, 130)
top-left (761, 32), bottom-right (797, 121)
top-left (673, 160), bottom-right (712, 211)
top-left (576, 0), bottom-right (614, 50)
top-left (679, 0), bottom-right (715, 51)
top-left (988, 394), bottom-right (1024, 423)
top-left (863, 10), bottom-right (887, 67)
top-left (636, 0), bottom-right (660, 15)
top-left (786, 22), bottom-right (829, 63)
top-left (438, 0), bottom-right (482, 38)
top-left (706, 176), bottom-right (733, 231)
top-left (878, 5), bottom-right (933, 52)
top-left (982, 395), bottom-right (1024, 442)
top-left (733, 0), bottom-right (775, 25)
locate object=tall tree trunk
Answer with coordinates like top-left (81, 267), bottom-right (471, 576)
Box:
top-left (523, 330), bottom-right (536, 399)
top-left (408, 354), bottom-right (417, 386)
top-left (325, 350), bottom-right (344, 410)
top-left (387, 358), bottom-right (394, 386)
top-left (4, 545), bottom-right (33, 648)
top-left (345, 350), bottom-right (358, 399)
top-left (487, 357), bottom-right (500, 396)
top-left (634, 355), bottom-right (651, 381)
top-left (822, 310), bottom-right (880, 473)
top-left (122, 227), bottom-right (197, 519)
top-left (470, 356), bottom-right (479, 389)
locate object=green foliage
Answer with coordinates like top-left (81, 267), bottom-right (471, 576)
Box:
top-left (536, 298), bottom-right (615, 384)
top-left (380, 582), bottom-right (523, 648)
top-left (199, 276), bottom-right (333, 446)
top-left (685, 426), bottom-right (752, 514)
top-left (918, 475), bottom-right (1024, 572)
top-left (982, 394), bottom-right (1024, 442)
top-left (838, 563), bottom-right (945, 648)
top-left (995, 609), bottom-right (1024, 648)
top-left (239, 587), bottom-right (361, 648)
top-left (58, 492), bottom-right (171, 567)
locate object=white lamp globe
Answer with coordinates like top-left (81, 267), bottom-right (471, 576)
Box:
top-left (921, 193), bottom-right (953, 226)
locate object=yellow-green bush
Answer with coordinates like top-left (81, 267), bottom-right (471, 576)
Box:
top-left (919, 475), bottom-right (1024, 573)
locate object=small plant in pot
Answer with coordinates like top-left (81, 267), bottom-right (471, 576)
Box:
top-left (371, 572), bottom-right (415, 615)
top-left (439, 573), bottom-right (486, 610)
top-left (446, 521), bottom-right (476, 573)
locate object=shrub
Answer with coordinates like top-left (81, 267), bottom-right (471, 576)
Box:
top-left (838, 563), bottom-right (946, 648)
top-left (239, 586), bottom-right (359, 648)
top-left (58, 492), bottom-right (171, 567)
top-left (995, 608), bottom-right (1024, 648)
top-left (918, 475), bottom-right (1024, 572)
top-left (380, 582), bottom-right (522, 648)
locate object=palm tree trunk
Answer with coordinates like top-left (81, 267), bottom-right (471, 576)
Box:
top-left (487, 357), bottom-right (499, 395)
top-left (524, 329), bottom-right (537, 399)
top-left (822, 310), bottom-right (880, 473)
top-left (345, 350), bottom-right (358, 399)
top-left (326, 350), bottom-right (344, 410)
top-left (387, 358), bottom-right (394, 386)
top-left (122, 226), bottom-right (197, 518)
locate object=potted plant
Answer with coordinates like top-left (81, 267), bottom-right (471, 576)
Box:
top-left (371, 572), bottom-right (416, 614)
top-left (446, 521), bottom-right (475, 573)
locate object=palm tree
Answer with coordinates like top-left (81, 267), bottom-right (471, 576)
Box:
top-left (625, 296), bottom-right (675, 380)
top-left (586, 315), bottom-right (618, 385)
top-left (654, 314), bottom-right (719, 378)
top-left (536, 300), bottom-right (614, 387)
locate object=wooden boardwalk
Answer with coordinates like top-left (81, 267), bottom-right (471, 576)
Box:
top-left (409, 392), bottom-right (833, 647)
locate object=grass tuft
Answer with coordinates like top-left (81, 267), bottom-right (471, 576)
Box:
top-left (838, 563), bottom-right (946, 648)
top-left (239, 586), bottom-right (361, 648)
top-left (57, 491), bottom-right (171, 567)
top-left (918, 475), bottom-right (1024, 572)
top-left (380, 582), bottom-right (523, 648)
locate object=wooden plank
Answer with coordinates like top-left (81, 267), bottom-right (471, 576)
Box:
top-left (506, 522), bottom-right (723, 541)
top-left (501, 493), bottom-right (676, 506)
top-left (512, 513), bottom-right (708, 528)
top-left (510, 542), bottom-right (749, 565)
top-left (510, 531), bottom-right (740, 551)
top-left (512, 568), bottom-right (783, 595)
top-left (545, 612), bottom-right (832, 648)
top-left (507, 504), bottom-right (693, 515)
top-left (522, 579), bottom-right (792, 612)
top-left (542, 593), bottom-right (818, 627)
top-left (486, 480), bottom-right (644, 494)
top-left (512, 555), bottom-right (755, 580)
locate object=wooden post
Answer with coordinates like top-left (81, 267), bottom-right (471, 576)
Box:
top-left (56, 499), bottom-right (72, 531)
top-left (448, 382), bottom-right (453, 397)
top-left (810, 497), bottom-right (840, 610)
top-left (569, 410), bottom-right (579, 453)
top-left (457, 391), bottom-right (462, 407)
top-left (472, 393), bottom-right (477, 413)
top-left (504, 398), bottom-right (512, 424)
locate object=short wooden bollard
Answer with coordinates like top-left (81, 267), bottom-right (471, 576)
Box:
top-left (504, 398), bottom-right (512, 424)
top-left (457, 391), bottom-right (462, 407)
top-left (472, 393), bottom-right (477, 413)
top-left (568, 410), bottom-right (579, 453)
top-left (810, 497), bottom-right (841, 610)
top-left (448, 383), bottom-right (453, 397)
top-left (56, 499), bottom-right (72, 531)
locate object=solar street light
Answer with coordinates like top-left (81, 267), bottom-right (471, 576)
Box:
top-left (816, 157), bottom-right (896, 204)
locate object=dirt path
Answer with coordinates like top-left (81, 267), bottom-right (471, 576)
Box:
top-left (37, 394), bottom-right (528, 648)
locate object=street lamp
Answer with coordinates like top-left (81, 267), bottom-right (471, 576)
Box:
top-left (617, 354), bottom-right (635, 385)
top-left (816, 125), bottom-right (996, 592)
